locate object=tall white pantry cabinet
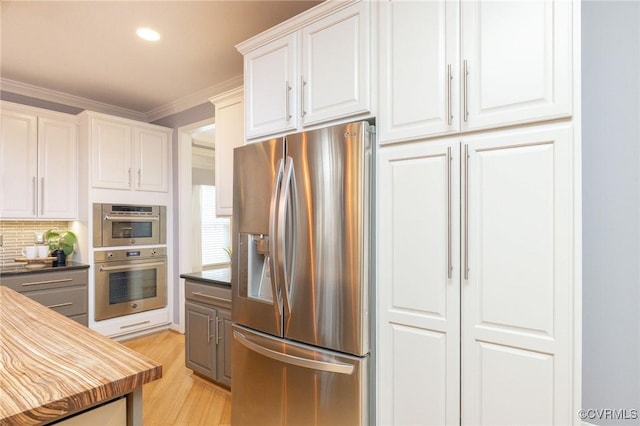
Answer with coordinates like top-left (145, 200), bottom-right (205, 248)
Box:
top-left (376, 1), bottom-right (580, 425)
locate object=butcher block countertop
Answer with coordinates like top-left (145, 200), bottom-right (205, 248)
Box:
top-left (0, 286), bottom-right (162, 425)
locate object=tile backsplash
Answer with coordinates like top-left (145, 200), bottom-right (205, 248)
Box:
top-left (0, 221), bottom-right (70, 265)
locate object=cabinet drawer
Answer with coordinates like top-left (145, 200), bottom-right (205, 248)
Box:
top-left (185, 281), bottom-right (231, 308)
top-left (25, 286), bottom-right (87, 317)
top-left (68, 313), bottom-right (88, 327)
top-left (1, 269), bottom-right (88, 293)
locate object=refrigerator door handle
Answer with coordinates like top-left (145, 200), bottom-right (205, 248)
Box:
top-left (269, 158), bottom-right (285, 305)
top-left (233, 330), bottom-right (355, 375)
top-left (277, 156), bottom-right (295, 316)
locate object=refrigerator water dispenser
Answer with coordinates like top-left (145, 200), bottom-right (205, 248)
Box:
top-left (238, 233), bottom-right (273, 302)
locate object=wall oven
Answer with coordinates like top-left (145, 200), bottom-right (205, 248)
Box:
top-left (93, 203), bottom-right (166, 247)
top-left (94, 247), bottom-right (167, 321)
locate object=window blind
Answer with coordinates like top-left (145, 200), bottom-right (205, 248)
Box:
top-left (200, 185), bottom-right (231, 268)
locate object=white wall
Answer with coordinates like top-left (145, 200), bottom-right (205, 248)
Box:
top-left (153, 102), bottom-right (215, 325)
top-left (582, 2), bottom-right (640, 424)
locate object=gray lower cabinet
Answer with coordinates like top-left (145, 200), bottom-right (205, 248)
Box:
top-left (184, 280), bottom-right (231, 387)
top-left (1, 269), bottom-right (89, 325)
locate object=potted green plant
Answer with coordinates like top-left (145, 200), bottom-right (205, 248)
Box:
top-left (44, 229), bottom-right (77, 266)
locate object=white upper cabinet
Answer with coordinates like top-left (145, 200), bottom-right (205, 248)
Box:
top-left (378, 0), bottom-right (459, 144)
top-left (461, 0), bottom-right (572, 131)
top-left (210, 87), bottom-right (244, 216)
top-left (239, 0), bottom-right (371, 141)
top-left (300, 2), bottom-right (370, 126)
top-left (378, 0), bottom-right (572, 144)
top-left (244, 34), bottom-right (298, 139)
top-left (85, 113), bottom-right (170, 193)
top-left (91, 117), bottom-right (132, 190)
top-left (0, 104), bottom-right (77, 219)
top-left (134, 127), bottom-right (169, 192)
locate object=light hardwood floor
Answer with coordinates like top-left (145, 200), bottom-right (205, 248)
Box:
top-left (122, 330), bottom-right (231, 426)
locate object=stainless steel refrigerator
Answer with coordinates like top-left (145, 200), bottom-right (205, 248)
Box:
top-left (231, 121), bottom-right (374, 426)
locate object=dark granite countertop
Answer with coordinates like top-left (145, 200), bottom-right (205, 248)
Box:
top-left (180, 268), bottom-right (231, 287)
top-left (0, 261), bottom-right (90, 277)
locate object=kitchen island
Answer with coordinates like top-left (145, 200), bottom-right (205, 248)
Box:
top-left (0, 286), bottom-right (162, 425)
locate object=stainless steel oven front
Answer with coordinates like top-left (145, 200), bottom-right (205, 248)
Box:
top-left (94, 247), bottom-right (167, 321)
top-left (93, 203), bottom-right (166, 247)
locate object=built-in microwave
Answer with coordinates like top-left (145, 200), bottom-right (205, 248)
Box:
top-left (93, 203), bottom-right (166, 247)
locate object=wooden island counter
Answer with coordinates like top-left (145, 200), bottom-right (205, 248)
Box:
top-left (0, 286), bottom-right (162, 425)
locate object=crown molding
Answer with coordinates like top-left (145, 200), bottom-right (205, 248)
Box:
top-left (0, 78), bottom-right (147, 121)
top-left (145, 75), bottom-right (244, 122)
top-left (1, 74), bottom-right (244, 123)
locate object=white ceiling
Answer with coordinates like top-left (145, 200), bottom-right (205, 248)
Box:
top-left (0, 0), bottom-right (321, 121)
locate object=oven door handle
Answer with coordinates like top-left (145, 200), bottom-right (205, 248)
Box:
top-left (104, 215), bottom-right (160, 222)
top-left (99, 261), bottom-right (166, 271)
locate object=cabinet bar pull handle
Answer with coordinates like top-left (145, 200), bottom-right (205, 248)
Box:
top-left (192, 292), bottom-right (229, 304)
top-left (463, 60), bottom-right (469, 122)
top-left (128, 168), bottom-right (132, 187)
top-left (40, 177), bottom-right (45, 215)
top-left (464, 143), bottom-right (469, 280)
top-left (447, 64), bottom-right (453, 125)
top-left (207, 315), bottom-right (212, 343)
top-left (137, 169), bottom-right (141, 187)
top-left (216, 317), bottom-right (223, 344)
top-left (300, 76), bottom-right (307, 118)
top-left (120, 320), bottom-right (151, 330)
top-left (32, 177), bottom-right (37, 215)
top-left (285, 81), bottom-right (292, 121)
top-left (22, 278), bottom-right (73, 287)
top-left (46, 302), bottom-right (72, 309)
top-left (446, 147), bottom-right (452, 279)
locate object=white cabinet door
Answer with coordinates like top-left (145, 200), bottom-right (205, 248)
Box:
top-left (461, 124), bottom-right (574, 425)
top-left (91, 118), bottom-right (132, 190)
top-left (0, 110), bottom-right (76, 219)
top-left (38, 117), bottom-right (77, 218)
top-left (378, 0), bottom-right (459, 144)
top-left (0, 111), bottom-right (38, 218)
top-left (211, 88), bottom-right (244, 216)
top-left (91, 116), bottom-right (169, 193)
top-left (301, 2), bottom-right (370, 126)
top-left (461, 0), bottom-right (572, 131)
top-left (377, 124), bottom-right (575, 425)
top-left (244, 33), bottom-right (298, 139)
top-left (378, 139), bottom-right (460, 426)
top-left (134, 127), bottom-right (168, 192)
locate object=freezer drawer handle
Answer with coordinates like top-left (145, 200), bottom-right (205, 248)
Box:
top-left (233, 330), bottom-right (355, 375)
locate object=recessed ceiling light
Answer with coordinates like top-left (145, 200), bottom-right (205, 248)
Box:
top-left (136, 27), bottom-right (160, 42)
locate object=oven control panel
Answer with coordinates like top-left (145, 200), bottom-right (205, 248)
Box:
top-left (95, 247), bottom-right (167, 262)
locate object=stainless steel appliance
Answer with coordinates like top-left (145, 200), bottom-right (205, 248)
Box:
top-left (94, 247), bottom-right (167, 320)
top-left (93, 203), bottom-right (166, 247)
top-left (231, 121), bottom-right (374, 425)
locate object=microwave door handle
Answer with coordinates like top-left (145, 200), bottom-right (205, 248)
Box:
top-left (277, 157), bottom-right (295, 316)
top-left (99, 261), bottom-right (165, 272)
top-left (104, 215), bottom-right (160, 222)
top-left (269, 159), bottom-right (285, 310)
